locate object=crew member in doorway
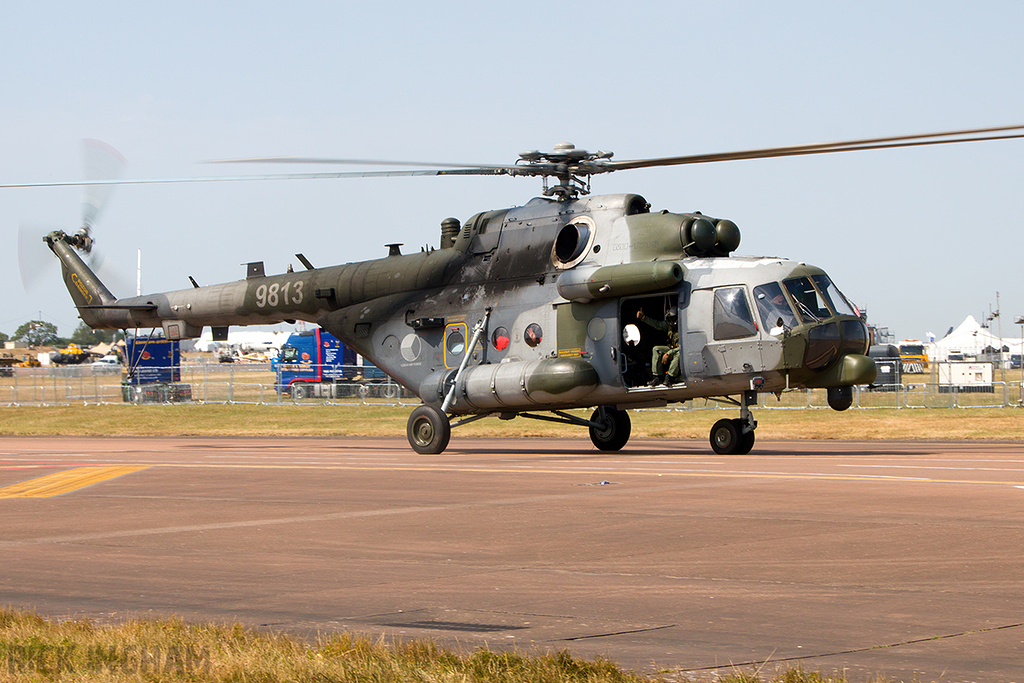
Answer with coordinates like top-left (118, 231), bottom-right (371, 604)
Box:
top-left (637, 308), bottom-right (680, 386)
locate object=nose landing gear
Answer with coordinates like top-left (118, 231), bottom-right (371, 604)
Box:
top-left (709, 390), bottom-right (757, 455)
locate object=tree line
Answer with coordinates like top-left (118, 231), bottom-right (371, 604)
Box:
top-left (0, 320), bottom-right (119, 348)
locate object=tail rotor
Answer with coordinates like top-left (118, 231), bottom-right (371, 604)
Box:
top-left (18, 139), bottom-right (126, 292)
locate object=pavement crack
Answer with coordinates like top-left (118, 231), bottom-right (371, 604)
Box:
top-left (551, 624), bottom-right (677, 642)
top-left (678, 621), bottom-right (1024, 672)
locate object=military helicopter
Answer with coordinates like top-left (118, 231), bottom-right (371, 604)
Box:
top-left (13, 124), bottom-right (1024, 455)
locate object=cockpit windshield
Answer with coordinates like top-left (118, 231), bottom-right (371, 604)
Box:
top-left (784, 277), bottom-right (831, 322)
top-left (811, 274), bottom-right (858, 317)
top-left (754, 275), bottom-right (859, 331)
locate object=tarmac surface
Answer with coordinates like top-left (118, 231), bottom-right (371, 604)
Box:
top-left (1, 434), bottom-right (1022, 682)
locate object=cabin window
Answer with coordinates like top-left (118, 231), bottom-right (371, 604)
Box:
top-left (524, 323), bottom-right (543, 347)
top-left (492, 327), bottom-right (510, 351)
top-left (446, 330), bottom-right (466, 355)
top-left (443, 322), bottom-right (468, 369)
top-left (754, 282), bottom-right (799, 333)
top-left (281, 347), bottom-right (298, 363)
top-left (713, 287), bottom-right (757, 340)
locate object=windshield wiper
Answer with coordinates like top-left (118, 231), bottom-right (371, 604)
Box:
top-left (794, 300), bottom-right (821, 323)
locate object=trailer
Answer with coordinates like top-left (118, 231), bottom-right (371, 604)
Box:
top-left (937, 361), bottom-right (994, 394)
top-left (121, 335), bottom-right (192, 403)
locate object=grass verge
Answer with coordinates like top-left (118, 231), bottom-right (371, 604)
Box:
top-left (0, 403), bottom-right (1022, 441)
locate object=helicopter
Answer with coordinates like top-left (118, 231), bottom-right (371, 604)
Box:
top-left (14, 124), bottom-right (1024, 455)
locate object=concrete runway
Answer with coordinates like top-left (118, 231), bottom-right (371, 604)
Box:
top-left (1, 435), bottom-right (1022, 682)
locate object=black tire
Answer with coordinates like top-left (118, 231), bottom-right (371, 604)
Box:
top-left (735, 420), bottom-right (756, 455)
top-left (407, 405), bottom-right (451, 454)
top-left (710, 418), bottom-right (741, 455)
top-left (827, 386), bottom-right (854, 411)
top-left (292, 383), bottom-right (308, 400)
top-left (589, 406), bottom-right (631, 451)
top-left (710, 418), bottom-right (756, 455)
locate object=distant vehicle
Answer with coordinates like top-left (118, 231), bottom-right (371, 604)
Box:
top-left (1011, 354), bottom-right (1022, 370)
top-left (90, 355), bottom-right (121, 373)
top-left (897, 340), bottom-right (929, 373)
top-left (274, 328), bottom-right (391, 399)
top-left (50, 343), bottom-right (92, 365)
top-left (0, 352), bottom-right (17, 377)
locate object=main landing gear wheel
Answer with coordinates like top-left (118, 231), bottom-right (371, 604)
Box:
top-left (589, 406), bottom-right (631, 451)
top-left (407, 405), bottom-right (451, 454)
top-left (710, 418), bottom-right (755, 455)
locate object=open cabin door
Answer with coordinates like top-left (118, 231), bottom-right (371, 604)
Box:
top-left (619, 293), bottom-right (680, 389)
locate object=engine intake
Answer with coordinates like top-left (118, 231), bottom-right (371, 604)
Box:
top-left (680, 215), bottom-right (741, 257)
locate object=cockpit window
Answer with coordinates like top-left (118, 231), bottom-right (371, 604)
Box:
top-left (784, 277), bottom-right (831, 322)
top-left (713, 287), bottom-right (757, 340)
top-left (811, 274), bottom-right (858, 317)
top-left (754, 282), bottom-right (799, 332)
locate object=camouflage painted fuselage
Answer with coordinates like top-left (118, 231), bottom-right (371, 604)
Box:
top-left (48, 192), bottom-right (874, 415)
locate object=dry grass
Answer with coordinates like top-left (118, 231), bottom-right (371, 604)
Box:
top-left (0, 609), bottom-right (897, 683)
top-left (0, 403), bottom-right (1021, 442)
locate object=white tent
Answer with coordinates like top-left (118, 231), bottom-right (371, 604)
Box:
top-left (188, 328), bottom-right (293, 353)
top-left (926, 315), bottom-right (1022, 361)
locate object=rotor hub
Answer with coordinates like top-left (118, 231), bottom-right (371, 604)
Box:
top-left (515, 143), bottom-right (615, 199)
top-left (70, 226), bottom-right (94, 254)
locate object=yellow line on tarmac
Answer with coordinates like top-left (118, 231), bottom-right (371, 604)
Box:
top-left (0, 466), bottom-right (149, 499)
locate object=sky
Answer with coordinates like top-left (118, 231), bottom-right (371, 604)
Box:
top-left (3, 1), bottom-right (1024, 345)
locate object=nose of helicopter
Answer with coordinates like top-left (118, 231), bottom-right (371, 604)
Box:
top-left (804, 317), bottom-right (873, 382)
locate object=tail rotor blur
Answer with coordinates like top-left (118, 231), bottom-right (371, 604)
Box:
top-left (78, 138), bottom-right (126, 267)
top-left (18, 139), bottom-right (126, 293)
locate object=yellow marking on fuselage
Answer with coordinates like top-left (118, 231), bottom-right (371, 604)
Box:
top-left (0, 466), bottom-right (148, 499)
top-left (70, 272), bottom-right (93, 304)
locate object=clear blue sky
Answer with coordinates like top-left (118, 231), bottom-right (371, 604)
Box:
top-left (3, 1), bottom-right (1023, 343)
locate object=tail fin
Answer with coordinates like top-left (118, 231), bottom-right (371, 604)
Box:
top-left (44, 230), bottom-right (116, 328)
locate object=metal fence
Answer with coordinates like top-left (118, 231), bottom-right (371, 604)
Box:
top-left (0, 363), bottom-right (413, 407)
top-left (1, 364), bottom-right (1022, 409)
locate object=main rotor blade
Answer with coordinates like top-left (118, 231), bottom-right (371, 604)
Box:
top-left (5, 123), bottom-right (1024, 191)
top-left (0, 167), bottom-right (509, 190)
top-left (609, 123), bottom-right (1024, 170)
top-left (207, 155), bottom-right (511, 171)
